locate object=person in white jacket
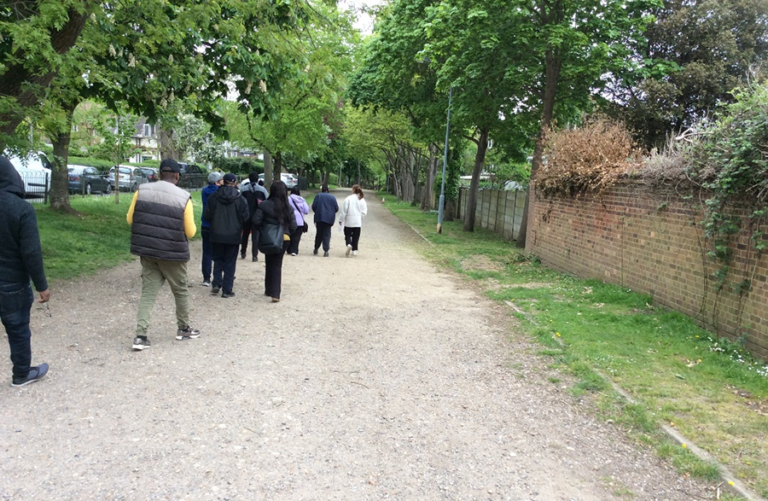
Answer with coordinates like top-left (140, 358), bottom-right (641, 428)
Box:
top-left (339, 184), bottom-right (368, 257)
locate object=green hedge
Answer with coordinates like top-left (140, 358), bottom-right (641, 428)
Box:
top-left (215, 157), bottom-right (264, 175)
top-left (67, 156), bottom-right (117, 172)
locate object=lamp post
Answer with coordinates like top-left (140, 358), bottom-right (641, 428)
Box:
top-left (437, 87), bottom-right (453, 234)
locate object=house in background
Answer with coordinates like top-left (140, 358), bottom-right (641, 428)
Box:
top-left (130, 118), bottom-right (160, 163)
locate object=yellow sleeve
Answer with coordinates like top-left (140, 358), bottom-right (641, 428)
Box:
top-left (184, 199), bottom-right (197, 238)
top-left (126, 191), bottom-right (140, 224)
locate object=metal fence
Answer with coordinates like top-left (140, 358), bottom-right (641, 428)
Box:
top-left (456, 187), bottom-right (527, 241)
top-left (18, 170), bottom-right (49, 203)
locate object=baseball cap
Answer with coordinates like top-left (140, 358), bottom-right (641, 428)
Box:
top-left (207, 171), bottom-right (222, 183)
top-left (223, 173), bottom-right (237, 183)
top-left (159, 158), bottom-right (180, 173)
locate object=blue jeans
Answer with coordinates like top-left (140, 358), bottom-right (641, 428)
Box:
top-left (0, 281), bottom-right (34, 379)
top-left (201, 228), bottom-right (213, 282)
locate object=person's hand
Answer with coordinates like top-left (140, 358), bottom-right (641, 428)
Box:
top-left (38, 289), bottom-right (51, 303)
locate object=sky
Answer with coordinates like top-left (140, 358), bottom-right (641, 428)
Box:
top-left (337, 0), bottom-right (387, 35)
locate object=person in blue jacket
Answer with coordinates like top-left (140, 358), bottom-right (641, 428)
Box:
top-left (200, 171), bottom-right (222, 287)
top-left (311, 184), bottom-right (339, 257)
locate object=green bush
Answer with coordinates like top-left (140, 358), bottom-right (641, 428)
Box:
top-left (68, 156), bottom-right (117, 172)
top-left (215, 157), bottom-right (264, 175)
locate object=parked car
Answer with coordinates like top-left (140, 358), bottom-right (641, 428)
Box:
top-left (248, 173), bottom-right (296, 189)
top-left (107, 165), bottom-right (149, 192)
top-left (68, 165), bottom-right (111, 195)
top-left (177, 162), bottom-right (207, 189)
top-left (281, 173), bottom-right (298, 189)
top-left (5, 151), bottom-right (52, 198)
top-left (139, 167), bottom-right (158, 182)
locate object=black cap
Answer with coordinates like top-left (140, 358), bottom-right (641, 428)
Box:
top-left (223, 173), bottom-right (237, 183)
top-left (159, 158), bottom-right (180, 173)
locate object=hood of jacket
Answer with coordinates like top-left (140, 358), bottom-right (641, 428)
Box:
top-left (0, 156), bottom-right (24, 198)
top-left (216, 185), bottom-right (241, 205)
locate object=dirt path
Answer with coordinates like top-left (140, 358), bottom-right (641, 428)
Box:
top-left (1, 190), bottom-right (713, 500)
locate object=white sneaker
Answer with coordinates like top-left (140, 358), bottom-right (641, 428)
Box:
top-left (346, 244), bottom-right (352, 257)
top-left (352, 250), bottom-right (358, 256)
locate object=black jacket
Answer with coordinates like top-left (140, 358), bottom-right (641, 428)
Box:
top-left (0, 157), bottom-right (48, 291)
top-left (252, 198), bottom-right (297, 235)
top-left (203, 185), bottom-right (250, 244)
top-left (241, 183), bottom-right (266, 221)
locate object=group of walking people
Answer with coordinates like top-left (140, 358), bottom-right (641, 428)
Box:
top-left (199, 175), bottom-right (368, 307)
top-left (1, 154), bottom-right (371, 383)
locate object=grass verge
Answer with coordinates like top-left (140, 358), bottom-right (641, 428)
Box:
top-left (36, 191), bottom-right (203, 282)
top-left (382, 194), bottom-right (768, 498)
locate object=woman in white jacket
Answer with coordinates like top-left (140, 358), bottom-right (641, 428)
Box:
top-left (339, 184), bottom-right (368, 257)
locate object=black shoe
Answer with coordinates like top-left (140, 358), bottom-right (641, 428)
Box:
top-left (176, 326), bottom-right (201, 341)
top-left (221, 291), bottom-right (236, 298)
top-left (323, 251), bottom-right (329, 257)
top-left (240, 252), bottom-right (246, 259)
top-left (313, 248), bottom-right (318, 255)
top-left (132, 337), bottom-right (150, 351)
top-left (211, 286), bottom-right (221, 295)
top-left (12, 363), bottom-right (49, 386)
top-left (252, 256), bottom-right (258, 262)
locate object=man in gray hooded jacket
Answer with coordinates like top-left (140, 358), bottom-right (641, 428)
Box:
top-left (0, 156), bottom-right (50, 386)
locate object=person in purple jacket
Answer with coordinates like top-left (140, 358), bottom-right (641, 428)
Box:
top-left (287, 185), bottom-right (310, 256)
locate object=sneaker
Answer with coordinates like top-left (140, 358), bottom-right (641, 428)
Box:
top-left (252, 256), bottom-right (258, 262)
top-left (313, 248), bottom-right (318, 255)
top-left (176, 326), bottom-right (201, 341)
top-left (202, 280), bottom-right (211, 287)
top-left (323, 251), bottom-right (329, 257)
top-left (211, 286), bottom-right (220, 295)
top-left (240, 252), bottom-right (246, 259)
top-left (346, 244), bottom-right (352, 257)
top-left (11, 363), bottom-right (49, 387)
top-left (290, 252), bottom-right (297, 256)
top-left (271, 297), bottom-right (280, 303)
top-left (221, 291), bottom-right (236, 298)
top-left (353, 250), bottom-right (358, 256)
top-left (132, 337), bottom-right (150, 351)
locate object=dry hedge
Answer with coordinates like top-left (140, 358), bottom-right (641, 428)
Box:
top-left (536, 118), bottom-right (644, 196)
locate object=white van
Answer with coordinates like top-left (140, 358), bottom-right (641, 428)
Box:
top-left (6, 151), bottom-right (52, 198)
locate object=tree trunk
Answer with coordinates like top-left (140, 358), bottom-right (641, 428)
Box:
top-left (50, 104), bottom-right (80, 212)
top-left (0, 8), bottom-right (91, 145)
top-left (158, 126), bottom-right (178, 160)
top-left (264, 151), bottom-right (273, 190)
top-left (517, 23), bottom-right (563, 248)
top-left (420, 143), bottom-right (438, 211)
top-left (463, 128), bottom-right (490, 232)
top-left (445, 199), bottom-right (455, 222)
top-left (273, 151), bottom-right (282, 179)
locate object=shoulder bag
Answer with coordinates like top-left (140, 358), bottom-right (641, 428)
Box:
top-left (258, 222), bottom-right (285, 255)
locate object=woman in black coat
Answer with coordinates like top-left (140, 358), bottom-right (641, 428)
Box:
top-left (251, 181), bottom-right (297, 302)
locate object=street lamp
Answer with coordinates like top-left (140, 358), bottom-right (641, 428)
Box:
top-left (437, 87), bottom-right (453, 234)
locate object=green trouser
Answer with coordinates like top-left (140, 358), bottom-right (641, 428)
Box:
top-left (135, 257), bottom-right (190, 336)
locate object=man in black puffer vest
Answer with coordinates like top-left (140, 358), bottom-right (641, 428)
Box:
top-left (0, 156), bottom-right (50, 386)
top-left (203, 173), bottom-right (250, 298)
top-left (127, 158), bottom-right (199, 351)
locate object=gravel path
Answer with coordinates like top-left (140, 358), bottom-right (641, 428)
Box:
top-left (1, 190), bottom-right (715, 500)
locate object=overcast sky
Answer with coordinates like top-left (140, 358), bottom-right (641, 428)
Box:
top-left (338, 0), bottom-right (387, 35)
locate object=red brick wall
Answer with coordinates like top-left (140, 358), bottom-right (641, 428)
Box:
top-left (525, 180), bottom-right (768, 359)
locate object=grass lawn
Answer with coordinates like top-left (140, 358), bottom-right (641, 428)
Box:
top-left (382, 193), bottom-right (768, 499)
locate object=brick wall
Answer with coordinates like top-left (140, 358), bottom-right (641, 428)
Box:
top-left (456, 187), bottom-right (527, 240)
top-left (525, 180), bottom-right (768, 360)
